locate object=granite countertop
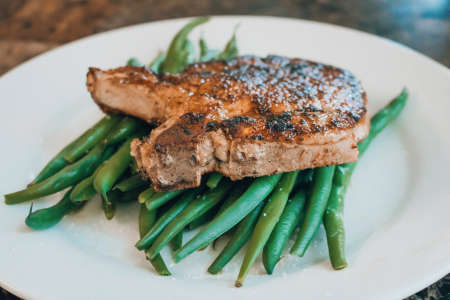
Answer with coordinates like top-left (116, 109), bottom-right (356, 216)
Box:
top-left (0, 0), bottom-right (449, 299)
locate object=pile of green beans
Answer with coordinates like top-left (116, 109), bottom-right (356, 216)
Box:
top-left (236, 171), bottom-right (299, 286)
top-left (3, 17), bottom-right (408, 286)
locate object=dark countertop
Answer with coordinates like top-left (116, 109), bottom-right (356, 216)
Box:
top-left (0, 1), bottom-right (449, 299)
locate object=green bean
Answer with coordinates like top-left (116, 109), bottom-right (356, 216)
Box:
top-left (144, 189), bottom-right (184, 211)
top-left (143, 251), bottom-right (171, 276)
top-left (5, 143), bottom-right (106, 204)
top-left (324, 166), bottom-right (353, 269)
top-left (138, 187), bottom-right (154, 204)
top-left (188, 206), bottom-right (218, 230)
top-left (206, 172), bottom-right (223, 189)
top-left (323, 181), bottom-right (347, 269)
top-left (161, 17), bottom-right (209, 74)
top-left (63, 115), bottom-right (121, 163)
top-left (212, 182), bottom-right (249, 249)
top-left (70, 175), bottom-right (96, 203)
top-left (170, 231), bottom-right (183, 252)
top-left (199, 38), bottom-right (220, 62)
top-left (102, 195), bottom-right (116, 218)
top-left (93, 134), bottom-right (141, 204)
top-left (148, 180), bottom-right (233, 259)
top-left (69, 147), bottom-right (116, 203)
top-left (127, 57), bottom-right (142, 67)
top-left (149, 52), bottom-right (166, 73)
top-left (25, 189), bottom-right (82, 230)
top-left (95, 134), bottom-right (143, 218)
top-left (208, 201), bottom-right (264, 274)
top-left (135, 187), bottom-right (202, 250)
top-left (217, 30), bottom-right (238, 60)
top-left (102, 196), bottom-right (116, 220)
top-left (139, 204), bottom-right (171, 276)
top-left (215, 181), bottom-right (248, 217)
top-left (105, 189), bottom-right (121, 205)
top-left (139, 203), bottom-right (156, 237)
top-left (174, 174), bottom-right (282, 262)
top-left (185, 40), bottom-right (196, 65)
top-left (120, 188), bottom-right (144, 203)
top-left (263, 189), bottom-right (306, 274)
top-left (291, 166), bottom-right (336, 256)
top-left (119, 190), bottom-right (141, 203)
top-left (199, 38), bottom-right (208, 59)
top-left (236, 171), bottom-right (299, 287)
top-left (114, 174), bottom-right (147, 192)
top-left (108, 187), bottom-right (144, 204)
top-left (324, 88), bottom-right (408, 270)
top-left (104, 117), bottom-right (142, 146)
top-left (297, 168), bottom-right (314, 188)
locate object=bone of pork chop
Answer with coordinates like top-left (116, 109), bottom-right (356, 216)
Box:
top-left (87, 55), bottom-right (369, 191)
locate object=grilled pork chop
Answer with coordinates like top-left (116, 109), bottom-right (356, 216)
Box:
top-left (87, 55), bottom-right (369, 191)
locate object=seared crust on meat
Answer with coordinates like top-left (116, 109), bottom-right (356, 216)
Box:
top-left (87, 55), bottom-right (369, 191)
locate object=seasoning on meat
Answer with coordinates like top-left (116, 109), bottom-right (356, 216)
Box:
top-left (87, 55), bottom-right (369, 191)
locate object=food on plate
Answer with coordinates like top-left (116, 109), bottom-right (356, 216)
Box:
top-left (3, 17), bottom-right (408, 286)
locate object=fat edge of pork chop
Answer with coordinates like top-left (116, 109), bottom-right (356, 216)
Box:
top-left (87, 55), bottom-right (369, 191)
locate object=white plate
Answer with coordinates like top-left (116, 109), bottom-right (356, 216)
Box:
top-left (1, 16), bottom-right (449, 300)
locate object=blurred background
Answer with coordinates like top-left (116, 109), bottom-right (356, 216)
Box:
top-left (0, 0), bottom-right (449, 299)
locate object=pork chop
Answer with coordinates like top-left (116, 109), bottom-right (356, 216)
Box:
top-left (87, 55), bottom-right (369, 191)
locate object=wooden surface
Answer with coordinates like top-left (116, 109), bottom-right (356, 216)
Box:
top-left (1, 0), bottom-right (449, 299)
